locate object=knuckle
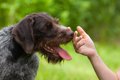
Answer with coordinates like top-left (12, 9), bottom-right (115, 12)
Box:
top-left (78, 47), bottom-right (82, 52)
top-left (76, 44), bottom-right (79, 49)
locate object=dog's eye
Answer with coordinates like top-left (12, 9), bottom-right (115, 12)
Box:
top-left (46, 23), bottom-right (53, 30)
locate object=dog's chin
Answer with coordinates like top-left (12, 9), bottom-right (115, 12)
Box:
top-left (39, 49), bottom-right (63, 64)
top-left (39, 42), bottom-right (72, 63)
top-left (45, 53), bottom-right (63, 64)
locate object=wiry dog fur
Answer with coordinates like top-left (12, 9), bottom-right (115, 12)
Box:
top-left (0, 13), bottom-right (73, 80)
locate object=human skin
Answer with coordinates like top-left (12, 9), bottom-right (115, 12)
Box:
top-left (73, 26), bottom-right (118, 80)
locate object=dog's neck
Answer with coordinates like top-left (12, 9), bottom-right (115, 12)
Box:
top-left (9, 38), bottom-right (32, 61)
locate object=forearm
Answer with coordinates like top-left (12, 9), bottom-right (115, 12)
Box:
top-left (88, 52), bottom-right (117, 80)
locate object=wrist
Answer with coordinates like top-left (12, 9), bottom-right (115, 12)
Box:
top-left (88, 50), bottom-right (98, 60)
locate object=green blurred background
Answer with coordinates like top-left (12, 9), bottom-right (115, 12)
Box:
top-left (0, 0), bottom-right (120, 80)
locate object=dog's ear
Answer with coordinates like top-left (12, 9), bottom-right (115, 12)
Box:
top-left (12, 17), bottom-right (34, 54)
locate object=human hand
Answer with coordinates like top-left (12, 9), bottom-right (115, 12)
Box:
top-left (73, 26), bottom-right (97, 57)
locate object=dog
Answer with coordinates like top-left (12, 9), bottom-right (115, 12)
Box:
top-left (0, 13), bottom-right (73, 80)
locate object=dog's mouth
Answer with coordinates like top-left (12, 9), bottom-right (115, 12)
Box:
top-left (43, 44), bottom-right (72, 60)
top-left (53, 47), bottom-right (72, 60)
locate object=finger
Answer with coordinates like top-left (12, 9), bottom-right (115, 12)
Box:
top-left (77, 26), bottom-right (87, 36)
top-left (74, 31), bottom-right (78, 37)
top-left (76, 36), bottom-right (83, 43)
top-left (72, 40), bottom-right (79, 53)
top-left (76, 39), bottom-right (85, 49)
top-left (67, 27), bottom-right (71, 31)
top-left (73, 42), bottom-right (79, 53)
top-left (67, 27), bottom-right (71, 30)
top-left (77, 47), bottom-right (84, 54)
top-left (73, 31), bottom-right (78, 42)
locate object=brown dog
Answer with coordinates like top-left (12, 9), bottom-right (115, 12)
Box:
top-left (12, 13), bottom-right (73, 63)
top-left (0, 13), bottom-right (73, 80)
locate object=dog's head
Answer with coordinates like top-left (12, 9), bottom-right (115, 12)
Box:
top-left (12, 13), bottom-right (73, 63)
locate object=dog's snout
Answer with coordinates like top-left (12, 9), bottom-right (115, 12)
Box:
top-left (67, 31), bottom-right (74, 37)
top-left (59, 26), bottom-right (73, 38)
top-left (66, 27), bottom-right (74, 37)
top-left (70, 31), bottom-right (74, 37)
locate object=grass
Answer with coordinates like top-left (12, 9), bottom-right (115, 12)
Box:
top-left (35, 42), bottom-right (120, 80)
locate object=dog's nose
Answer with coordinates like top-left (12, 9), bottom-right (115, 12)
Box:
top-left (66, 27), bottom-right (74, 37)
top-left (68, 31), bottom-right (74, 37)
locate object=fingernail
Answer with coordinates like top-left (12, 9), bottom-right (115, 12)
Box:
top-left (67, 27), bottom-right (72, 32)
top-left (77, 26), bottom-right (81, 29)
top-left (75, 31), bottom-right (78, 34)
top-left (67, 27), bottom-right (71, 30)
